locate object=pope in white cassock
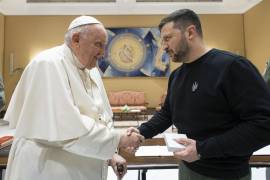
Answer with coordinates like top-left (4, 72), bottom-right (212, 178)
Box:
top-left (3, 16), bottom-right (144, 180)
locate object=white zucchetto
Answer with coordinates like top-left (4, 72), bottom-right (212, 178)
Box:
top-left (68, 16), bottom-right (101, 30)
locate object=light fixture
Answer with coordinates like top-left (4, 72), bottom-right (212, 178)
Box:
top-left (9, 53), bottom-right (24, 75)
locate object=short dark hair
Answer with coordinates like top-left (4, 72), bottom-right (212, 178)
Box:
top-left (159, 9), bottom-right (203, 38)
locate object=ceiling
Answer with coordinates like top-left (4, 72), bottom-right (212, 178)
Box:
top-left (0, 0), bottom-right (262, 15)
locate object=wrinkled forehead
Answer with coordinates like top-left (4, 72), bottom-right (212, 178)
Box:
top-left (85, 24), bottom-right (108, 42)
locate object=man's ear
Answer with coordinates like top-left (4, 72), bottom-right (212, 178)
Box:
top-left (185, 25), bottom-right (196, 40)
top-left (71, 32), bottom-right (80, 46)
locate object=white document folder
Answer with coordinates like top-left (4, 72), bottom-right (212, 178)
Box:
top-left (164, 133), bottom-right (187, 152)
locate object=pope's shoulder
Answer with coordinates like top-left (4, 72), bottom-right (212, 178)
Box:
top-left (28, 45), bottom-right (64, 68)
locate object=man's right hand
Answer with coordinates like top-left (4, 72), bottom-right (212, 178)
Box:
top-left (126, 127), bottom-right (140, 136)
top-left (118, 131), bottom-right (144, 152)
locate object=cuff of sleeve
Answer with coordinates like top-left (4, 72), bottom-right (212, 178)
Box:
top-left (138, 126), bottom-right (150, 139)
top-left (111, 130), bottom-right (121, 153)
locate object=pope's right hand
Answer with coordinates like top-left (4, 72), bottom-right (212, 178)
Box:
top-left (118, 131), bottom-right (144, 151)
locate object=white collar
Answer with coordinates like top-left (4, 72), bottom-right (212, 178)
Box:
top-left (63, 44), bottom-right (85, 70)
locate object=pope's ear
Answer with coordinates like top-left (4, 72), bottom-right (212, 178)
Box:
top-left (71, 32), bottom-right (80, 45)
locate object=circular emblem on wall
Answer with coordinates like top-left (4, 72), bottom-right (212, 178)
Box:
top-left (107, 33), bottom-right (146, 72)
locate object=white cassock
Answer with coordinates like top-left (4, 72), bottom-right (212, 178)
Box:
top-left (4, 44), bottom-right (120, 180)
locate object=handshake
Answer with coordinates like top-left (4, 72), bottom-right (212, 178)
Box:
top-left (118, 127), bottom-right (144, 153)
top-left (110, 128), bottom-right (144, 179)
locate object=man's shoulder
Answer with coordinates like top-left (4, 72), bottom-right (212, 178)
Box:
top-left (210, 49), bottom-right (239, 63)
top-left (210, 49), bottom-right (259, 78)
top-left (207, 49), bottom-right (252, 70)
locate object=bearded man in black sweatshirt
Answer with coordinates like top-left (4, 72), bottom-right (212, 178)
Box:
top-left (128, 9), bottom-right (270, 180)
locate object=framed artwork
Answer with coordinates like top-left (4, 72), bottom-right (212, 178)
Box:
top-left (98, 28), bottom-right (170, 77)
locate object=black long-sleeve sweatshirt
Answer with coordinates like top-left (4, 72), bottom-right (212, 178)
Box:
top-left (138, 49), bottom-right (270, 179)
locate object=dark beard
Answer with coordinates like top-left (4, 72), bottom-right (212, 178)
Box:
top-left (172, 36), bottom-right (189, 63)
